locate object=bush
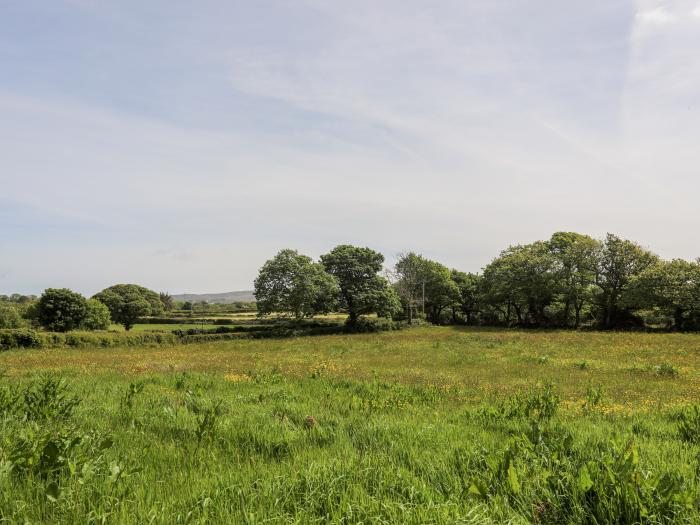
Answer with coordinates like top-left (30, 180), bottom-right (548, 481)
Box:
top-left (655, 362), bottom-right (679, 378)
top-left (344, 317), bottom-right (402, 333)
top-left (0, 303), bottom-right (25, 329)
top-left (0, 329), bottom-right (42, 350)
top-left (81, 299), bottom-right (111, 330)
top-left (0, 329), bottom-right (181, 350)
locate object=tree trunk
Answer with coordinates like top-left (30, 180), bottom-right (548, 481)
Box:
top-left (674, 307), bottom-right (684, 331)
top-left (574, 302), bottom-right (583, 329)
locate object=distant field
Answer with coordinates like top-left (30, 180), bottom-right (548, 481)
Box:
top-left (114, 312), bottom-right (349, 332)
top-left (2, 327), bottom-right (700, 523)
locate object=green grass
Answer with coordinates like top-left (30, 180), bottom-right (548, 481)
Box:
top-left (2, 327), bottom-right (700, 523)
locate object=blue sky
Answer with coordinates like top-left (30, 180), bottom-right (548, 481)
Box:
top-left (1, 0), bottom-right (699, 295)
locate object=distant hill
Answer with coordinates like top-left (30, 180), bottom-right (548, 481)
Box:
top-left (172, 291), bottom-right (255, 304)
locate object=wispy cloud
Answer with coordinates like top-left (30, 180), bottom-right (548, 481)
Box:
top-left (1, 1), bottom-right (699, 294)
top-left (635, 6), bottom-right (677, 25)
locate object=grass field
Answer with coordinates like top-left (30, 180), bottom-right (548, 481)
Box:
top-left (2, 327), bottom-right (700, 523)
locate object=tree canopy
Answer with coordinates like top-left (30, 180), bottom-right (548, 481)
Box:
top-left (321, 245), bottom-right (401, 326)
top-left (93, 284), bottom-right (164, 330)
top-left (254, 249), bottom-right (340, 320)
top-left (36, 288), bottom-right (88, 332)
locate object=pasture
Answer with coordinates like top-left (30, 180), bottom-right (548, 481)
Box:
top-left (2, 327), bottom-right (700, 523)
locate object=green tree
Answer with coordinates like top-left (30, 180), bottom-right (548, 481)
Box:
top-left (481, 242), bottom-right (559, 326)
top-left (0, 302), bottom-right (24, 329)
top-left (93, 284), bottom-right (164, 330)
top-left (392, 252), bottom-right (425, 322)
top-left (450, 270), bottom-right (482, 324)
top-left (321, 245), bottom-right (401, 326)
top-left (422, 259), bottom-right (460, 324)
top-left (81, 298), bottom-right (112, 330)
top-left (159, 292), bottom-right (174, 312)
top-left (36, 288), bottom-right (88, 332)
top-left (626, 259), bottom-right (700, 331)
top-left (594, 234), bottom-right (659, 329)
top-left (393, 253), bottom-right (459, 324)
top-left (549, 232), bottom-right (601, 327)
top-left (254, 249), bottom-right (340, 320)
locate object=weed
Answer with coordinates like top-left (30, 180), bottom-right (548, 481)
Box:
top-left (120, 381), bottom-right (145, 411)
top-left (678, 405), bottom-right (700, 443)
top-left (185, 391), bottom-right (224, 448)
top-left (21, 374), bottom-right (80, 421)
top-left (488, 382), bottom-right (560, 422)
top-left (582, 383), bottom-right (604, 412)
top-left (654, 362), bottom-right (679, 378)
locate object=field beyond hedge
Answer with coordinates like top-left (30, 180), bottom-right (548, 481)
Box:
top-left (2, 327), bottom-right (700, 523)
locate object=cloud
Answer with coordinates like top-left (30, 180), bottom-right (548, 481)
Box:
top-left (635, 6), bottom-right (677, 25)
top-left (2, 1), bottom-right (700, 294)
top-left (693, 5), bottom-right (700, 17)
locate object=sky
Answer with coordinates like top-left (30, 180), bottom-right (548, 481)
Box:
top-left (1, 0), bottom-right (699, 296)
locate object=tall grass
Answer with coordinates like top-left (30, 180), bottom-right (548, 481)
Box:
top-left (1, 327), bottom-right (700, 522)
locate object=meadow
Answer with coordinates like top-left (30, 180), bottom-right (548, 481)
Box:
top-left (2, 327), bottom-right (700, 523)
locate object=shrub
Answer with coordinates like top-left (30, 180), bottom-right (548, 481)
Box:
top-left (655, 362), bottom-right (679, 378)
top-left (0, 329), bottom-right (42, 350)
top-left (0, 303), bottom-right (24, 329)
top-left (344, 317), bottom-right (402, 333)
top-left (81, 299), bottom-right (111, 330)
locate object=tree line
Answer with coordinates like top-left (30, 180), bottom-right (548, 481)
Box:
top-left (0, 285), bottom-right (169, 332)
top-left (254, 233), bottom-right (700, 331)
top-left (3, 232), bottom-right (698, 333)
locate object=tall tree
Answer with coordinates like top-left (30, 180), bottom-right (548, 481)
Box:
top-left (421, 259), bottom-right (459, 324)
top-left (93, 284), bottom-right (164, 330)
top-left (321, 245), bottom-right (401, 326)
top-left (392, 252), bottom-right (425, 322)
top-left (159, 292), bottom-right (174, 312)
top-left (481, 242), bottom-right (559, 326)
top-left (549, 232), bottom-right (601, 328)
top-left (450, 270), bottom-right (482, 324)
top-left (254, 249), bottom-right (340, 320)
top-left (594, 234), bottom-right (659, 329)
top-left (393, 253), bottom-right (459, 323)
top-left (625, 259), bottom-right (700, 331)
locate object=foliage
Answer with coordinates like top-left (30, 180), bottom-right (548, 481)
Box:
top-left (626, 259), bottom-right (700, 330)
top-left (594, 234), bottom-right (659, 329)
top-left (93, 284), bottom-right (164, 330)
top-left (481, 241), bottom-right (559, 326)
top-left (450, 270), bottom-right (482, 324)
top-left (159, 292), bottom-right (174, 312)
top-left (36, 288), bottom-right (88, 332)
top-left (254, 249), bottom-right (340, 320)
top-left (81, 299), bottom-right (111, 330)
top-left (0, 302), bottom-right (25, 329)
top-left (393, 253), bottom-right (459, 324)
top-left (549, 232), bottom-right (600, 328)
top-left (321, 245), bottom-right (401, 325)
